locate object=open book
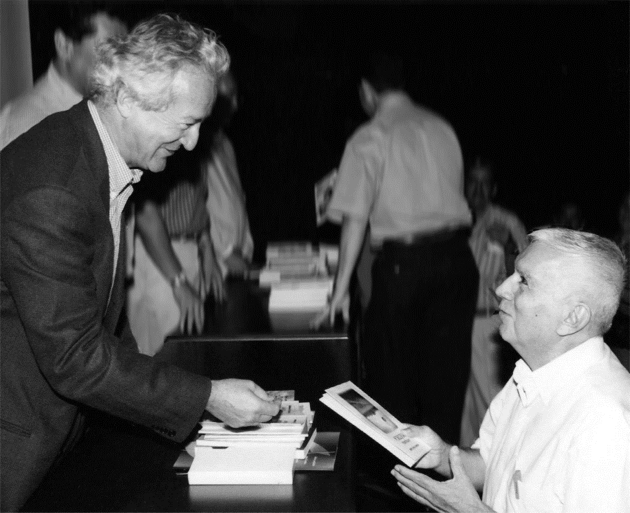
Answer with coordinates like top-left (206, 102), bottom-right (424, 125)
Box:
top-left (320, 381), bottom-right (430, 467)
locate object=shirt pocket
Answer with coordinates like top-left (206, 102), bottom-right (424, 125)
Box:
top-left (508, 477), bottom-right (561, 513)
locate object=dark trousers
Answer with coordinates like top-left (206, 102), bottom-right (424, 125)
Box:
top-left (363, 231), bottom-right (478, 445)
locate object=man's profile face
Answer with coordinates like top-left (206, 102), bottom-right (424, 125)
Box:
top-left (68, 12), bottom-right (127, 96)
top-left (495, 242), bottom-right (574, 367)
top-left (124, 69), bottom-right (216, 172)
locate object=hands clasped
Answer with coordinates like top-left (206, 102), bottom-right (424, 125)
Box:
top-left (391, 425), bottom-right (492, 513)
top-left (206, 379), bottom-right (280, 428)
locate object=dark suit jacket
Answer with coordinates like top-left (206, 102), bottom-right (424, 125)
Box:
top-left (0, 101), bottom-right (212, 511)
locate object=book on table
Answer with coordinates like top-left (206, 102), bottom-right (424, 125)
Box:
top-left (187, 392), bottom-right (316, 485)
top-left (188, 444), bottom-right (297, 485)
top-left (319, 381), bottom-right (430, 467)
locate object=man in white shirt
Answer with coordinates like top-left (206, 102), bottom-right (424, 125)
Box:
top-left (392, 228), bottom-right (630, 513)
top-left (0, 2), bottom-right (127, 150)
top-left (315, 51), bottom-right (477, 445)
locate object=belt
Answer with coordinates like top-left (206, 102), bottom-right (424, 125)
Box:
top-left (170, 233), bottom-right (201, 243)
top-left (383, 226), bottom-right (470, 249)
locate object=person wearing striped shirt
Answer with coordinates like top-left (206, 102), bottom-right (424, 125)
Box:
top-left (460, 158), bottom-right (529, 447)
top-left (127, 147), bottom-right (225, 356)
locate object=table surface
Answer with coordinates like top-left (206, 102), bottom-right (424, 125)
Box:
top-left (22, 279), bottom-right (357, 512)
top-left (22, 413), bottom-right (356, 512)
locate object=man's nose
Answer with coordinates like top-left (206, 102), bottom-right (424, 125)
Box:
top-left (495, 273), bottom-right (515, 300)
top-left (181, 124), bottom-right (200, 151)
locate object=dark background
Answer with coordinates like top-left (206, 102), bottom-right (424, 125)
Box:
top-left (29, 0), bottom-right (630, 263)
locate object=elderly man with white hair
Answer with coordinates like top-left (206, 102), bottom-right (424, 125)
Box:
top-left (1, 14), bottom-right (278, 511)
top-left (392, 228), bottom-right (630, 513)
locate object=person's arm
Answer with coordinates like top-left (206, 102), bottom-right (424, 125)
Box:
top-left (2, 186), bottom-right (211, 442)
top-left (206, 379), bottom-right (280, 427)
top-left (391, 425), bottom-right (491, 513)
top-left (135, 199), bottom-right (204, 334)
top-left (197, 229), bottom-right (225, 302)
top-left (312, 214), bottom-right (368, 327)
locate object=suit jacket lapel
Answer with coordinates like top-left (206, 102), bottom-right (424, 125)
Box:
top-left (104, 218), bottom-right (127, 332)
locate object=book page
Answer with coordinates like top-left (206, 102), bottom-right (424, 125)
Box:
top-left (320, 381), bottom-right (430, 467)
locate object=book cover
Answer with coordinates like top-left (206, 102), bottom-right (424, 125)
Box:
top-left (320, 381), bottom-right (430, 467)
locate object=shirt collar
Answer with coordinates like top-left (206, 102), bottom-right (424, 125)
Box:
top-left (512, 336), bottom-right (606, 407)
top-left (87, 100), bottom-right (142, 198)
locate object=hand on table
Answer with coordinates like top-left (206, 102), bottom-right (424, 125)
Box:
top-left (310, 291), bottom-right (350, 329)
top-left (198, 236), bottom-right (225, 303)
top-left (224, 251), bottom-right (250, 277)
top-left (206, 379), bottom-right (280, 428)
top-left (392, 446), bottom-right (493, 513)
top-left (172, 280), bottom-right (205, 334)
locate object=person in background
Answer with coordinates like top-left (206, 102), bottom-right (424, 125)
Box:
top-left (392, 228), bottom-right (630, 513)
top-left (459, 157), bottom-right (529, 447)
top-left (202, 69), bottom-right (255, 277)
top-left (0, 1), bottom-right (127, 150)
top-left (1, 14), bottom-right (279, 511)
top-left (316, 50), bottom-right (478, 445)
top-left (127, 134), bottom-right (225, 356)
top-left (553, 201), bottom-right (586, 231)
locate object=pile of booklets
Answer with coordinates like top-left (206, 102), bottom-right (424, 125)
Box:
top-left (258, 242), bottom-right (338, 330)
top-left (188, 391), bottom-right (317, 485)
top-left (259, 242), bottom-right (338, 287)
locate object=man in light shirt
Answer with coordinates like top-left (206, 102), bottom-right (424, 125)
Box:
top-left (1, 14), bottom-right (278, 511)
top-left (0, 2), bottom-right (128, 150)
top-left (316, 50), bottom-right (478, 443)
top-left (392, 228), bottom-right (630, 513)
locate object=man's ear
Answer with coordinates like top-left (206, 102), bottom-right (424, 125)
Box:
top-left (557, 303), bottom-right (591, 336)
top-left (116, 88), bottom-right (135, 118)
top-left (54, 29), bottom-right (74, 62)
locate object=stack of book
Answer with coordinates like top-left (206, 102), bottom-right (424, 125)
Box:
top-left (188, 392), bottom-right (317, 485)
top-left (259, 242), bottom-right (327, 286)
top-left (267, 277), bottom-right (334, 312)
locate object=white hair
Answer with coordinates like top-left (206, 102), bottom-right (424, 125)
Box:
top-left (529, 227), bottom-right (627, 334)
top-left (91, 13), bottom-right (229, 111)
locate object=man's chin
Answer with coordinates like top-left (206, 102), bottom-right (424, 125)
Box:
top-left (147, 158), bottom-right (168, 173)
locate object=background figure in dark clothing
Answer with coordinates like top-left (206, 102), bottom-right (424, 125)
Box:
top-left (318, 50), bottom-right (478, 445)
